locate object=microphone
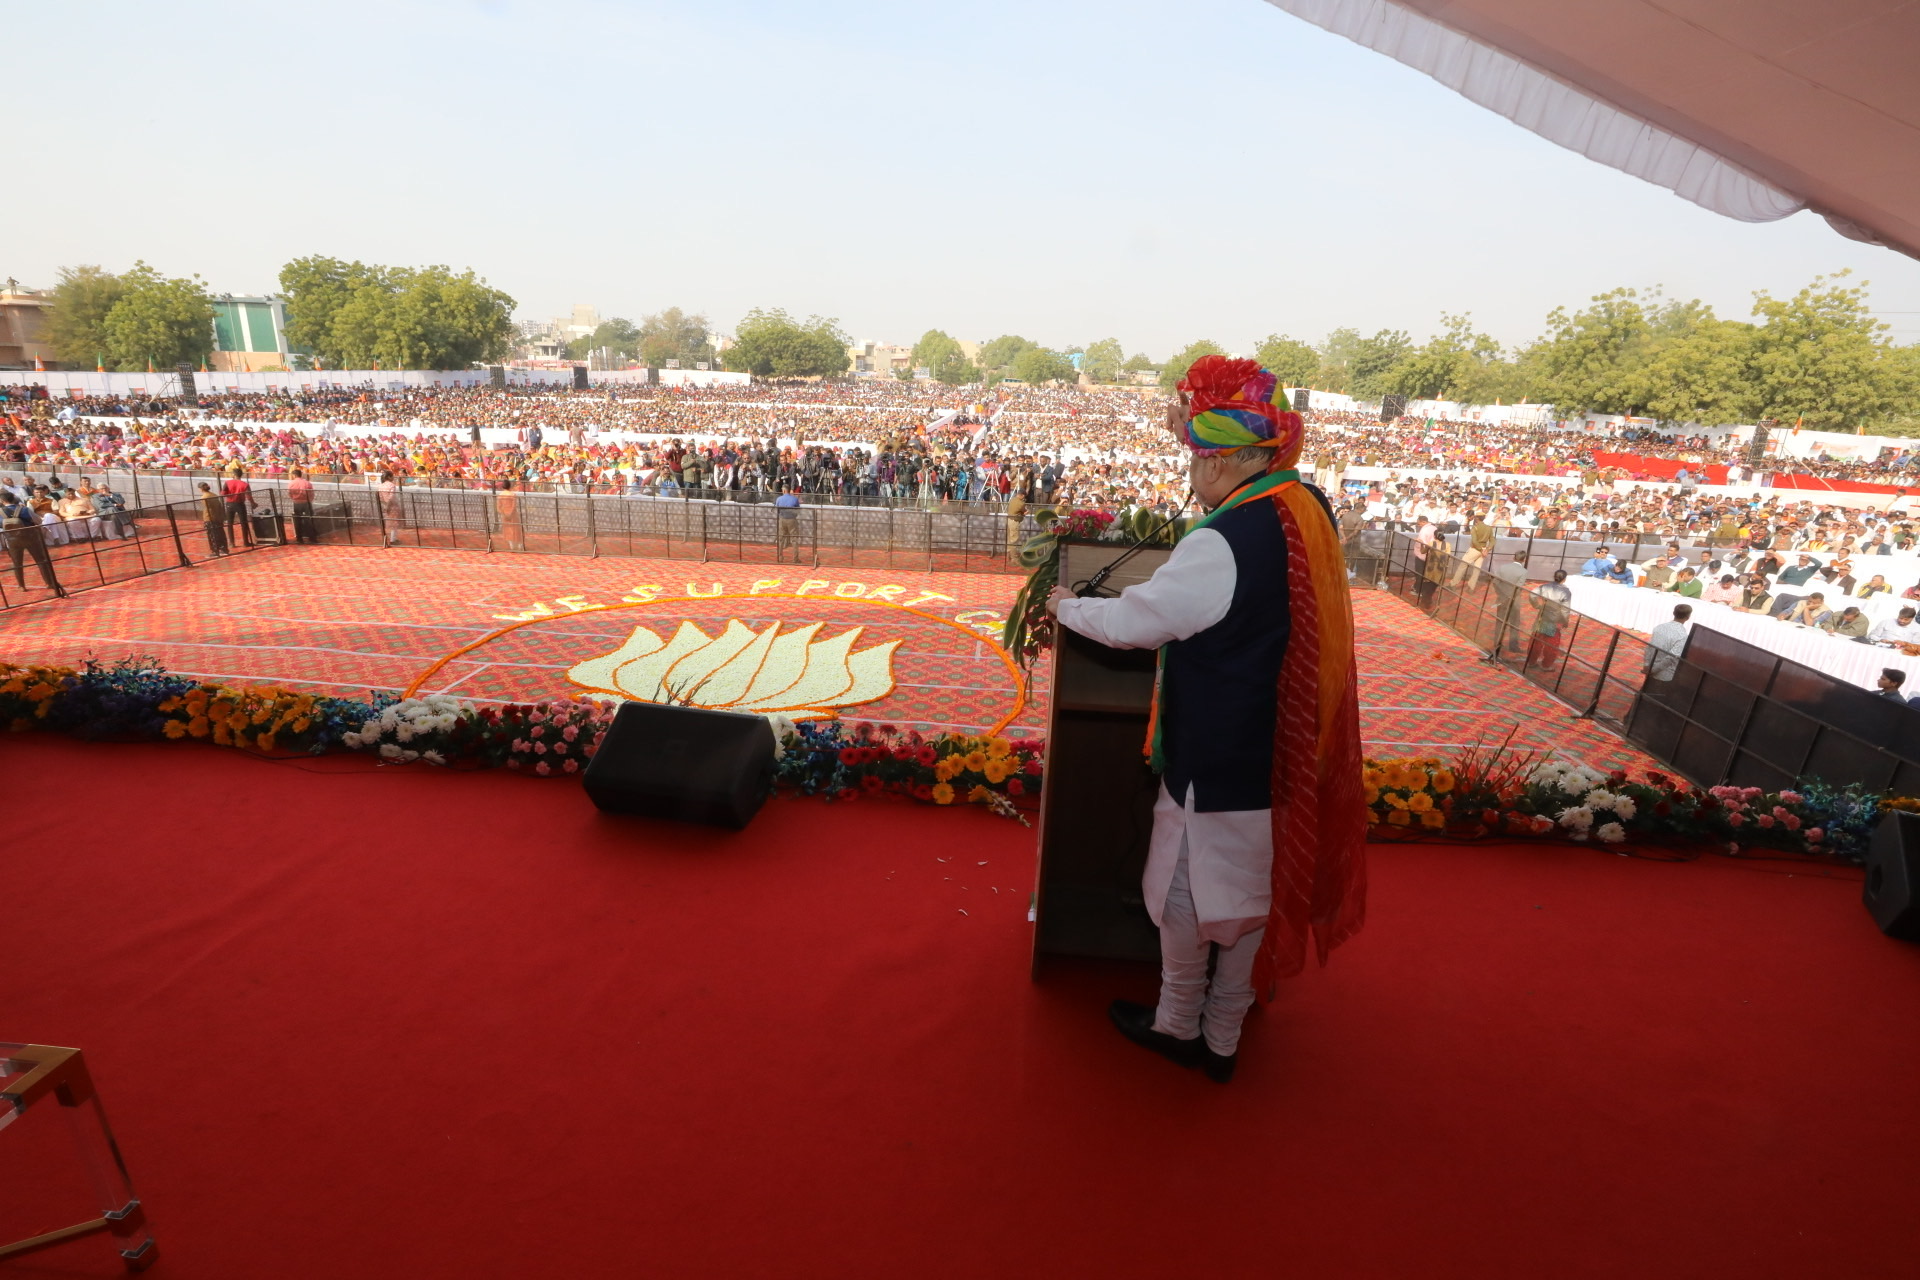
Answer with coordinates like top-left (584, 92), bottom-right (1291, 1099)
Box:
top-left (1074, 494), bottom-right (1192, 597)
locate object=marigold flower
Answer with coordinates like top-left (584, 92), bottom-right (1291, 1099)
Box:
top-left (1407, 793), bottom-right (1434, 813)
top-left (963, 751), bottom-right (988, 772)
top-left (968, 785), bottom-right (992, 803)
top-left (162, 720), bottom-right (188, 739)
top-left (930, 782), bottom-right (955, 805)
top-left (986, 738), bottom-right (1011, 760)
top-left (1387, 809), bottom-right (1412, 825)
top-left (1420, 810), bottom-right (1445, 828)
top-left (983, 760), bottom-right (1012, 784)
top-left (188, 715), bottom-right (210, 738)
top-left (1432, 770), bottom-right (1455, 794)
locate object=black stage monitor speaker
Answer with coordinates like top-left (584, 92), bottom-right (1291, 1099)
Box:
top-left (1290, 387), bottom-right (1311, 413)
top-left (1864, 810), bottom-right (1920, 941)
top-left (1381, 394), bottom-right (1407, 421)
top-left (583, 702), bottom-right (775, 829)
top-left (572, 364), bottom-right (591, 390)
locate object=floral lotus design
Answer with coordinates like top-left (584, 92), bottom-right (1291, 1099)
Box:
top-left (565, 620), bottom-right (900, 719)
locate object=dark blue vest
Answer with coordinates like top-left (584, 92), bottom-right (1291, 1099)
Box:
top-left (1160, 482), bottom-right (1332, 812)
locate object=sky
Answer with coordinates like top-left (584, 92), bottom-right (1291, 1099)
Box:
top-left (8, 0), bottom-right (1920, 358)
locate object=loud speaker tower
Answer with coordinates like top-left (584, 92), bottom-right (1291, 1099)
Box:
top-left (582, 702), bottom-right (776, 829)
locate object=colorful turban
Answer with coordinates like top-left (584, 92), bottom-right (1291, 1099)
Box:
top-left (1175, 355), bottom-right (1305, 469)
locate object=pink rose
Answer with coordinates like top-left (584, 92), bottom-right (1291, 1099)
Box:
top-left (1806, 827), bottom-right (1824, 842)
top-left (1728, 812), bottom-right (1747, 827)
top-left (562, 724), bottom-right (580, 742)
top-left (533, 741), bottom-right (548, 755)
top-left (563, 758), bottom-right (578, 773)
top-left (530, 726), bottom-right (545, 739)
top-left (552, 740), bottom-right (567, 755)
top-left (1756, 814), bottom-right (1775, 828)
top-left (534, 761), bottom-right (551, 776)
top-left (1781, 814), bottom-right (1800, 831)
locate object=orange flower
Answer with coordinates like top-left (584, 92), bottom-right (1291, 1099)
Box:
top-left (930, 782), bottom-right (955, 805)
top-left (162, 720), bottom-right (188, 739)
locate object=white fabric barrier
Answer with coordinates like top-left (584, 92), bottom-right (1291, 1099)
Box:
top-left (1563, 577), bottom-right (1920, 691)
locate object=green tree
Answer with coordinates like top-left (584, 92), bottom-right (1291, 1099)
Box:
top-left (1348, 330), bottom-right (1413, 398)
top-left (722, 309), bottom-right (851, 378)
top-left (1313, 328), bottom-right (1364, 392)
top-left (1080, 337), bottom-right (1125, 383)
top-left (1121, 352), bottom-right (1157, 373)
top-left (1527, 286), bottom-right (1659, 416)
top-left (1747, 271), bottom-right (1890, 428)
top-left (45, 265), bottom-right (128, 368)
top-left (912, 329), bottom-right (963, 373)
top-left (931, 351), bottom-right (980, 386)
top-left (978, 334), bottom-right (1036, 374)
top-left (1637, 315), bottom-right (1759, 425)
top-left (636, 307), bottom-right (714, 368)
top-left (96, 262), bottom-right (214, 371)
top-left (1252, 333), bottom-right (1318, 388)
top-left (1379, 314), bottom-right (1503, 402)
top-left (278, 257), bottom-right (515, 369)
top-left (1160, 339), bottom-right (1226, 390)
top-left (567, 317), bottom-right (642, 363)
top-left (1011, 347), bottom-right (1076, 385)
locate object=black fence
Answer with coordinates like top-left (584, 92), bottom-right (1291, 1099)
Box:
top-left (1370, 529), bottom-right (1920, 793)
top-left (0, 492), bottom-right (286, 610)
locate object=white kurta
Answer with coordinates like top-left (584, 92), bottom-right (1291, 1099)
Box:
top-left (1055, 528), bottom-right (1275, 945)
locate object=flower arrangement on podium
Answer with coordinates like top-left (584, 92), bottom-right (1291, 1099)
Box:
top-left (773, 721), bottom-right (1043, 819)
top-left (1001, 505), bottom-right (1185, 668)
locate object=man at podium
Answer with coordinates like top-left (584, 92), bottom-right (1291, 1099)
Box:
top-left (1048, 356), bottom-right (1367, 1084)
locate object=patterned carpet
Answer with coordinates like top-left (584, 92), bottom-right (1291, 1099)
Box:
top-left (0, 546), bottom-right (1655, 769)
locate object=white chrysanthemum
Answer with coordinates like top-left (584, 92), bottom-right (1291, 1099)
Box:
top-left (361, 720), bottom-right (382, 737)
top-left (1596, 822), bottom-right (1626, 843)
top-left (1612, 797), bottom-right (1637, 822)
top-left (1557, 806), bottom-right (1594, 831)
top-left (378, 743), bottom-right (402, 759)
top-left (401, 749), bottom-right (420, 763)
top-left (423, 750), bottom-right (446, 766)
top-left (342, 732), bottom-right (362, 748)
top-left (1584, 788), bottom-right (1617, 811)
top-left (395, 724), bottom-right (415, 743)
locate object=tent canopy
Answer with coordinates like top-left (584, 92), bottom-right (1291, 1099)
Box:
top-left (1269, 0), bottom-right (1920, 259)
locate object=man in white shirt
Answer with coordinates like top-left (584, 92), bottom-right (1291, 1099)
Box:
top-left (1869, 607), bottom-right (1920, 648)
top-left (1642, 603), bottom-right (1693, 687)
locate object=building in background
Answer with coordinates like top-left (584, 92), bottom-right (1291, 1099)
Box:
top-left (847, 340), bottom-right (914, 376)
top-left (0, 282), bottom-right (54, 369)
top-left (210, 295), bottom-right (293, 372)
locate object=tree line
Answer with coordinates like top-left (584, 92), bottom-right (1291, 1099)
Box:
top-left (1153, 272), bottom-right (1920, 432)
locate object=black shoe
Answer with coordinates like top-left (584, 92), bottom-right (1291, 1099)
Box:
top-left (1199, 1046), bottom-right (1237, 1084)
top-left (1107, 999), bottom-right (1203, 1070)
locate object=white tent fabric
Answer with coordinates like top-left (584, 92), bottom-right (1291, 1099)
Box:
top-left (1265, 0), bottom-right (1920, 259)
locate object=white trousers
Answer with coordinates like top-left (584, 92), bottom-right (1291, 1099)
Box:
top-left (1151, 833), bottom-right (1266, 1057)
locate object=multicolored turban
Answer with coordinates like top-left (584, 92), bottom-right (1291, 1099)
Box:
top-left (1175, 355), bottom-right (1306, 469)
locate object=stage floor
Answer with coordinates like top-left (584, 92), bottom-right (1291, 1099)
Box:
top-left (6, 736), bottom-right (1915, 1278)
top-left (0, 544), bottom-right (1656, 768)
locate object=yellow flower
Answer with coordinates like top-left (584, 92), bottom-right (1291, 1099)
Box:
top-left (934, 756), bottom-right (961, 782)
top-left (1420, 809), bottom-right (1445, 829)
top-left (963, 750), bottom-right (988, 772)
top-left (967, 785), bottom-right (992, 803)
top-left (1385, 793), bottom-right (1408, 810)
top-left (986, 738), bottom-right (1011, 760)
top-left (257, 733), bottom-right (276, 752)
top-left (188, 715), bottom-right (210, 738)
top-left (210, 699), bottom-right (234, 721)
top-left (983, 759), bottom-right (1012, 784)
top-left (1387, 809), bottom-right (1412, 825)
top-left (1403, 768), bottom-right (1429, 792)
top-left (1380, 764), bottom-right (1406, 790)
top-left (1407, 793), bottom-right (1434, 813)
top-left (930, 782), bottom-right (955, 805)
top-left (1362, 767), bottom-right (1382, 789)
top-left (1432, 770), bottom-right (1456, 795)
top-left (212, 724), bottom-right (232, 747)
top-left (227, 713), bottom-right (249, 733)
top-left (162, 720), bottom-right (188, 739)
top-left (1362, 785), bottom-right (1380, 805)
top-left (292, 716), bottom-right (311, 733)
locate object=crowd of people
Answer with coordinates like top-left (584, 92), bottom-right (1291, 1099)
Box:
top-left (1, 378), bottom-right (1917, 522)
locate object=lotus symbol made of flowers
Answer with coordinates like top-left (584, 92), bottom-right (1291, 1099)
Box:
top-left (566, 619), bottom-right (901, 719)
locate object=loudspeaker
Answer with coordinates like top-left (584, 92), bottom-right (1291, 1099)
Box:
top-left (488, 365), bottom-right (506, 389)
top-left (176, 362), bottom-right (198, 399)
top-left (1381, 394), bottom-right (1407, 421)
top-left (1290, 388), bottom-right (1310, 413)
top-left (1864, 810), bottom-right (1920, 940)
top-left (582, 702), bottom-right (775, 829)
top-left (572, 364), bottom-right (590, 390)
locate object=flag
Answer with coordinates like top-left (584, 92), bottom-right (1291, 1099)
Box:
top-left (146, 357), bottom-right (155, 373)
top-left (33, 355), bottom-right (43, 371)
top-left (1793, 416), bottom-right (1802, 434)
top-left (96, 353), bottom-right (104, 372)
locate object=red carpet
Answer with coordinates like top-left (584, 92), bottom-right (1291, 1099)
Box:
top-left (7, 736), bottom-right (1920, 1278)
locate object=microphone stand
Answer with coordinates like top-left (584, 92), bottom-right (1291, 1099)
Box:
top-left (1074, 496), bottom-right (1192, 597)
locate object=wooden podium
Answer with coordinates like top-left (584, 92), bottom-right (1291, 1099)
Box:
top-left (1030, 540), bottom-right (1171, 974)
